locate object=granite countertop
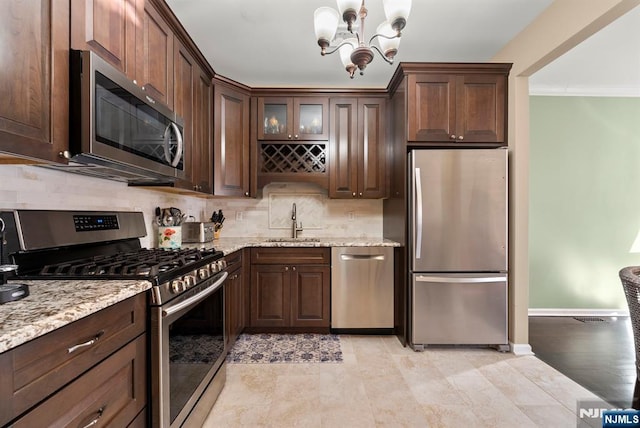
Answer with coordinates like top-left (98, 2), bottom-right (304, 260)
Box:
top-left (0, 279), bottom-right (151, 354)
top-left (0, 237), bottom-right (398, 355)
top-left (186, 237), bottom-right (401, 255)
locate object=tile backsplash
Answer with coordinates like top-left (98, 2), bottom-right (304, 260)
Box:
top-left (207, 183), bottom-right (383, 239)
top-left (0, 166), bottom-right (383, 247)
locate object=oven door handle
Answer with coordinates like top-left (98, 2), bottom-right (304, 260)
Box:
top-left (162, 271), bottom-right (228, 318)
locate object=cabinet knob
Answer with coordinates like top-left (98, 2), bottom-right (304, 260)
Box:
top-left (359, 192), bottom-right (363, 197)
top-left (245, 191), bottom-right (249, 196)
top-left (352, 192), bottom-right (356, 197)
top-left (285, 266), bottom-right (289, 271)
top-left (449, 134), bottom-right (456, 140)
top-left (457, 135), bottom-right (464, 141)
top-left (294, 134), bottom-right (299, 139)
top-left (58, 150), bottom-right (71, 159)
top-left (288, 134), bottom-right (292, 139)
top-left (292, 266), bottom-right (296, 271)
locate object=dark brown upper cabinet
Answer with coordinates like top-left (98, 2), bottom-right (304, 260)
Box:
top-left (329, 97), bottom-right (387, 199)
top-left (70, 0), bottom-right (138, 80)
top-left (173, 39), bottom-right (213, 194)
top-left (257, 97), bottom-right (329, 141)
top-left (136, 0), bottom-right (174, 109)
top-left (213, 81), bottom-right (250, 197)
top-left (72, 0), bottom-right (175, 109)
top-left (192, 68), bottom-right (213, 194)
top-left (406, 64), bottom-right (510, 146)
top-left (0, 0), bottom-right (70, 164)
top-left (172, 39), bottom-right (195, 190)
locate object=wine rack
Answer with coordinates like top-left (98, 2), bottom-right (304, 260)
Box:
top-left (260, 143), bottom-right (326, 174)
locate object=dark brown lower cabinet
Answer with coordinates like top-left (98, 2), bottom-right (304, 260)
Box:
top-left (225, 257), bottom-right (245, 349)
top-left (249, 248), bottom-right (330, 330)
top-left (12, 334), bottom-right (147, 427)
top-left (0, 294), bottom-right (147, 427)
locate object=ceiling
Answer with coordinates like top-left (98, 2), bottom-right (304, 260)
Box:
top-left (166, 0), bottom-right (555, 89)
top-left (166, 1), bottom-right (640, 95)
top-left (529, 5), bottom-right (640, 97)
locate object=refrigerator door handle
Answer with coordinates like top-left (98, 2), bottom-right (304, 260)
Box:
top-left (414, 167), bottom-right (423, 259)
top-left (415, 275), bottom-right (506, 283)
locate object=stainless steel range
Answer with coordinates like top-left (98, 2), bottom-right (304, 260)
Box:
top-left (6, 210), bottom-right (228, 428)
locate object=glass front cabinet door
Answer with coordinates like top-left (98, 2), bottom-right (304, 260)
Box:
top-left (258, 97), bottom-right (328, 141)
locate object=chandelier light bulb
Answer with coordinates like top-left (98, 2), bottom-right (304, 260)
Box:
top-left (376, 22), bottom-right (401, 61)
top-left (382, 0), bottom-right (412, 33)
top-left (339, 38), bottom-right (358, 78)
top-left (314, 7), bottom-right (340, 54)
top-left (336, 0), bottom-right (362, 32)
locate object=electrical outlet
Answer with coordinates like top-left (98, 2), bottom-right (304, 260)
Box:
top-left (348, 211), bottom-right (355, 221)
top-left (235, 211), bottom-right (244, 222)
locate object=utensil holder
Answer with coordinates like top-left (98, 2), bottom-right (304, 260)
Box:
top-left (158, 226), bottom-right (182, 249)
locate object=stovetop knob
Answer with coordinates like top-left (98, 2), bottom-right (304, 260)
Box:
top-left (198, 267), bottom-right (210, 279)
top-left (170, 279), bottom-right (185, 294)
top-left (183, 274), bottom-right (197, 287)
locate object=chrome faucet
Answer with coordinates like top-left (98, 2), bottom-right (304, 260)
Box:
top-left (291, 203), bottom-right (303, 238)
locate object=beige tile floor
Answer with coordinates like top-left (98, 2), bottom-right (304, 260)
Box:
top-left (201, 335), bottom-right (601, 427)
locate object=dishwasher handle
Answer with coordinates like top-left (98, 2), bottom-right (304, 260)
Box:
top-left (340, 254), bottom-right (386, 261)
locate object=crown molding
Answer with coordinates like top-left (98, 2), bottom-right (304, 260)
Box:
top-left (529, 86), bottom-right (640, 97)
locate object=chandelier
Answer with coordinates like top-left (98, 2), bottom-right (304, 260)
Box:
top-left (313, 0), bottom-right (412, 78)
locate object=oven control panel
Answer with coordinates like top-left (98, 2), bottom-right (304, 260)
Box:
top-left (73, 215), bottom-right (119, 232)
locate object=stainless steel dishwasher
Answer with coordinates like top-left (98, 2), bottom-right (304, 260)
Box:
top-left (331, 247), bottom-right (394, 331)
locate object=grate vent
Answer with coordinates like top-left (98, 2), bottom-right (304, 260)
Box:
top-left (573, 316), bottom-right (608, 323)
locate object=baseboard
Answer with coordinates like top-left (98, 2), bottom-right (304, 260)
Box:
top-left (510, 342), bottom-right (534, 356)
top-left (528, 308), bottom-right (629, 317)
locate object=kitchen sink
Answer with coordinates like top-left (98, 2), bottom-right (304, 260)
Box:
top-left (265, 237), bottom-right (321, 242)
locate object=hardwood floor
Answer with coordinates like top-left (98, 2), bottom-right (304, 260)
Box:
top-left (529, 316), bottom-right (636, 407)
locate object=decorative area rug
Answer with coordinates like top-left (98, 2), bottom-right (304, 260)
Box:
top-left (226, 333), bottom-right (343, 364)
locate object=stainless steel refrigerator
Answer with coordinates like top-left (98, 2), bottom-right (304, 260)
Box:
top-left (409, 149), bottom-right (508, 351)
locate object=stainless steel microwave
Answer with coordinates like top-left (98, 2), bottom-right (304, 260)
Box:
top-left (51, 50), bottom-right (186, 184)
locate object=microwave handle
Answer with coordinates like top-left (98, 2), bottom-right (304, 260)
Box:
top-left (163, 122), bottom-right (183, 167)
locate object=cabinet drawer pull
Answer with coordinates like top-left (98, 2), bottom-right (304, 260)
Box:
top-left (80, 406), bottom-right (105, 428)
top-left (68, 331), bottom-right (104, 354)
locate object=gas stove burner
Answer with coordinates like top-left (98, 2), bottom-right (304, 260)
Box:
top-left (34, 247), bottom-right (224, 285)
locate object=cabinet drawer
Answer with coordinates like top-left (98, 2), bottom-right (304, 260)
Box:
top-left (225, 249), bottom-right (243, 271)
top-left (2, 293), bottom-right (146, 422)
top-left (251, 247), bottom-right (330, 265)
top-left (13, 334), bottom-right (147, 428)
